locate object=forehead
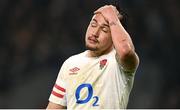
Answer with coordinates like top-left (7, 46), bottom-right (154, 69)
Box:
top-left (91, 13), bottom-right (108, 25)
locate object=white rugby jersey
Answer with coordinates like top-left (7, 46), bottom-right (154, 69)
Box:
top-left (49, 49), bottom-right (136, 109)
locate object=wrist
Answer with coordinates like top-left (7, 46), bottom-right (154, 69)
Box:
top-left (109, 20), bottom-right (121, 27)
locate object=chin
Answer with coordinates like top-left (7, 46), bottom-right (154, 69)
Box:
top-left (85, 44), bottom-right (98, 51)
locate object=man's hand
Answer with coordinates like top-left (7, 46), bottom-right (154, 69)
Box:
top-left (94, 5), bottom-right (123, 24)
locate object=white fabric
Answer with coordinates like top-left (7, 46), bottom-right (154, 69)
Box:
top-left (49, 49), bottom-right (136, 109)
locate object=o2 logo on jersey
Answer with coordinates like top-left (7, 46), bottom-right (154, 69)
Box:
top-left (75, 83), bottom-right (99, 106)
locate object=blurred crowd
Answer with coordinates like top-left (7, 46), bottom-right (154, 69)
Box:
top-left (0, 0), bottom-right (179, 108)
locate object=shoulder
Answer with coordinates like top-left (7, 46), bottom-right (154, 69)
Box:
top-left (57, 51), bottom-right (87, 76)
top-left (63, 51), bottom-right (87, 65)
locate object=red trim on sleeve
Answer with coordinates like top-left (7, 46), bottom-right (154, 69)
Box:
top-left (54, 84), bottom-right (66, 92)
top-left (51, 90), bottom-right (64, 98)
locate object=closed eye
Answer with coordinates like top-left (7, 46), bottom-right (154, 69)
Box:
top-left (101, 26), bottom-right (109, 33)
top-left (90, 21), bottom-right (97, 27)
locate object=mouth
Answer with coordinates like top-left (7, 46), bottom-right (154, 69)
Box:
top-left (88, 36), bottom-right (98, 43)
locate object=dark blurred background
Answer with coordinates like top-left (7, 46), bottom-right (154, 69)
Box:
top-left (0, 0), bottom-right (180, 108)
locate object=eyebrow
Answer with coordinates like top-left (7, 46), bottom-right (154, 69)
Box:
top-left (92, 19), bottom-right (109, 27)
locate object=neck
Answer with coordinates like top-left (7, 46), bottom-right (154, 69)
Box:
top-left (87, 46), bottom-right (113, 57)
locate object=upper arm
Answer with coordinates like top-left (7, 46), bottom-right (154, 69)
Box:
top-left (47, 59), bottom-right (69, 108)
top-left (47, 101), bottom-right (67, 109)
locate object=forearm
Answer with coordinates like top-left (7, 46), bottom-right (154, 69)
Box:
top-left (110, 19), bottom-right (139, 71)
top-left (110, 19), bottom-right (134, 55)
top-left (47, 102), bottom-right (67, 109)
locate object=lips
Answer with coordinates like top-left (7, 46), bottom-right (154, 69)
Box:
top-left (88, 36), bottom-right (98, 43)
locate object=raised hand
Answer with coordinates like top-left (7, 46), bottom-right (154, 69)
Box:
top-left (94, 5), bottom-right (122, 24)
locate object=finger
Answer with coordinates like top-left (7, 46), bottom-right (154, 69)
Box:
top-left (94, 5), bottom-right (110, 14)
top-left (94, 11), bottom-right (101, 15)
top-left (94, 8), bottom-right (103, 14)
top-left (118, 13), bottom-right (123, 20)
top-left (110, 6), bottom-right (122, 20)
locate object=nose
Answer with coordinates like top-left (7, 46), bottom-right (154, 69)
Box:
top-left (92, 27), bottom-right (100, 38)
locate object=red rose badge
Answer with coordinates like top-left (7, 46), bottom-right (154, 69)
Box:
top-left (99, 59), bottom-right (107, 69)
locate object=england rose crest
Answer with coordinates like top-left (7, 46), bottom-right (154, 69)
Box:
top-left (99, 59), bottom-right (107, 69)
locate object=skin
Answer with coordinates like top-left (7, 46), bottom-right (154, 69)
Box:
top-left (85, 13), bottom-right (114, 57)
top-left (47, 5), bottom-right (139, 109)
top-left (46, 102), bottom-right (66, 109)
top-left (94, 5), bottom-right (139, 71)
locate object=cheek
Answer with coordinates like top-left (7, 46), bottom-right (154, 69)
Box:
top-left (85, 26), bottom-right (91, 39)
top-left (100, 33), bottom-right (112, 44)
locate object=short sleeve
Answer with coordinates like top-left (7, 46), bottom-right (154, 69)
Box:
top-left (115, 53), bottom-right (136, 91)
top-left (49, 61), bottom-right (68, 106)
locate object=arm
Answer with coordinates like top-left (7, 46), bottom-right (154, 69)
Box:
top-left (109, 15), bottom-right (139, 72)
top-left (95, 5), bottom-right (139, 72)
top-left (47, 60), bottom-right (68, 109)
top-left (47, 102), bottom-right (66, 109)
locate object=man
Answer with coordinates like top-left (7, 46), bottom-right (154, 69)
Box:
top-left (47, 5), bottom-right (139, 109)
